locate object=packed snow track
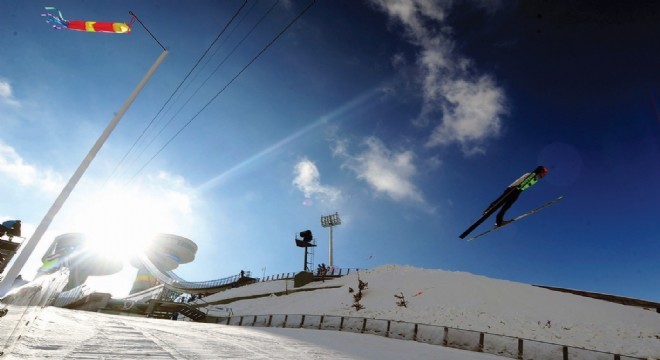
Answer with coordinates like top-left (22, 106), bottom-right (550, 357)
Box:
top-left (3, 307), bottom-right (505, 359)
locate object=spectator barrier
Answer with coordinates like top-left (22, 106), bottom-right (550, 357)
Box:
top-left (215, 314), bottom-right (645, 360)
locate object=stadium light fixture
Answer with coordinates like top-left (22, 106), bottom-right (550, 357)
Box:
top-left (320, 212), bottom-right (341, 267)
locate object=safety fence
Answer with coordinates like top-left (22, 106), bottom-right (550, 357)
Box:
top-left (214, 314), bottom-right (646, 360)
top-left (257, 268), bottom-right (358, 282)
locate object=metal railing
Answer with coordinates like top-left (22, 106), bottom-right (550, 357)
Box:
top-left (257, 268), bottom-right (358, 282)
top-left (213, 314), bottom-right (646, 360)
top-left (162, 271), bottom-right (252, 290)
top-left (116, 266), bottom-right (358, 295)
top-left (54, 267), bottom-right (357, 311)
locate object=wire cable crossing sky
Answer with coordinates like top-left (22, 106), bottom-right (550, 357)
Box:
top-left (128, 0), bottom-right (316, 182)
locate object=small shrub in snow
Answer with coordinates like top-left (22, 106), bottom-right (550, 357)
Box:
top-left (394, 292), bottom-right (408, 308)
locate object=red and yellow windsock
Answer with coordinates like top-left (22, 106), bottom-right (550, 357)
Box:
top-left (65, 20), bottom-right (131, 34)
top-left (42, 7), bottom-right (132, 34)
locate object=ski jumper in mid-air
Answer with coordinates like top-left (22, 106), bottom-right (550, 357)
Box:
top-left (459, 166), bottom-right (549, 239)
top-left (488, 166), bottom-right (548, 227)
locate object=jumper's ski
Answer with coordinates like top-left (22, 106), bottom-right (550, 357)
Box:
top-left (459, 187), bottom-right (518, 239)
top-left (465, 195), bottom-right (564, 242)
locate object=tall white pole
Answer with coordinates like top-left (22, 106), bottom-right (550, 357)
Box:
top-left (321, 212), bottom-right (340, 269)
top-left (0, 50), bottom-right (169, 297)
top-left (329, 225), bottom-right (333, 267)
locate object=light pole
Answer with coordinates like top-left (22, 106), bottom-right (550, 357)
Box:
top-left (320, 212), bottom-right (341, 268)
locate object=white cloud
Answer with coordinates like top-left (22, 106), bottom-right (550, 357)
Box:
top-left (0, 141), bottom-right (63, 194)
top-left (426, 76), bottom-right (505, 154)
top-left (152, 171), bottom-right (194, 216)
top-left (369, 0), bottom-right (507, 155)
top-left (0, 78), bottom-right (21, 107)
top-left (336, 137), bottom-right (423, 203)
top-left (293, 159), bottom-right (341, 205)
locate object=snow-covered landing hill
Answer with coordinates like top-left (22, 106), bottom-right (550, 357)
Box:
top-left (195, 265), bottom-right (659, 358)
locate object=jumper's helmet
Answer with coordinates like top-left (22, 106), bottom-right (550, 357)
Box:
top-left (535, 166), bottom-right (548, 176)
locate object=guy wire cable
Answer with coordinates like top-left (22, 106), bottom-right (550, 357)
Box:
top-left (128, 0), bottom-right (316, 183)
top-left (129, 10), bottom-right (166, 51)
top-left (122, 0), bottom-right (268, 175)
top-left (105, 1), bottom-right (249, 184)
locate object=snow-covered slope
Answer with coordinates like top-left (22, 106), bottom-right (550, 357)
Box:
top-left (4, 306), bottom-right (505, 359)
top-left (2, 265), bottom-right (658, 358)
top-left (197, 265), bottom-right (659, 358)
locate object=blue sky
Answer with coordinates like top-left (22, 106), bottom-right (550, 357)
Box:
top-left (1, 1), bottom-right (658, 300)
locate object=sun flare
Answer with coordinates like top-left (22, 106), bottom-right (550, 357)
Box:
top-left (73, 180), bottom-right (194, 262)
top-left (60, 179), bottom-right (196, 297)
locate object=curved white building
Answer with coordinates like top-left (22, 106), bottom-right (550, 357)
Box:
top-left (40, 233), bottom-right (124, 290)
top-left (129, 233), bottom-right (198, 294)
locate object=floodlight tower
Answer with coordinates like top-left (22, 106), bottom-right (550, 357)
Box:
top-left (320, 212), bottom-right (341, 267)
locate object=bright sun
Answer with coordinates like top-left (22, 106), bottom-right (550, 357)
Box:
top-left (81, 182), bottom-right (191, 253)
top-left (83, 189), bottom-right (155, 256)
top-left (69, 180), bottom-right (194, 296)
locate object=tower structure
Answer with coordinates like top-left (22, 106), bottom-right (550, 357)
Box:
top-left (320, 212), bottom-right (341, 267)
top-left (39, 233), bottom-right (124, 290)
top-left (128, 233), bottom-right (197, 294)
top-left (295, 230), bottom-right (316, 272)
